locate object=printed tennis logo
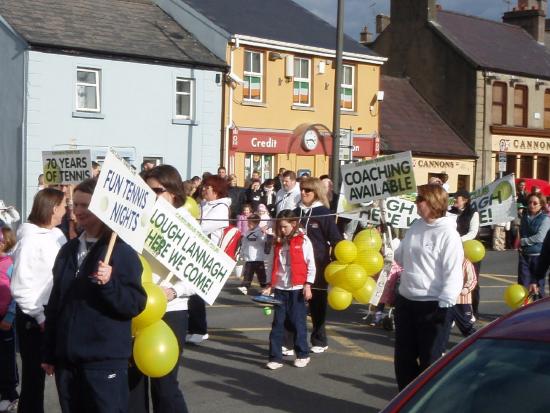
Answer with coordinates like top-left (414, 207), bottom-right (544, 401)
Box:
top-left (492, 180), bottom-right (513, 202)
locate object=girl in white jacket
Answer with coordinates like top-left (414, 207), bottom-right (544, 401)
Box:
top-left (10, 188), bottom-right (67, 413)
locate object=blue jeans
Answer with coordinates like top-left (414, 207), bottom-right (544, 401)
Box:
top-left (0, 325), bottom-right (18, 401)
top-left (269, 289), bottom-right (309, 361)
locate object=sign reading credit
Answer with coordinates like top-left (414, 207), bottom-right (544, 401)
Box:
top-left (144, 197), bottom-right (235, 305)
top-left (89, 148), bottom-right (156, 252)
top-left (341, 151), bottom-right (416, 203)
top-left (42, 150), bottom-right (93, 185)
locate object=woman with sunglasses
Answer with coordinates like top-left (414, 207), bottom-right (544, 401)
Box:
top-left (290, 177), bottom-right (342, 354)
top-left (518, 193), bottom-right (550, 296)
top-left (393, 184), bottom-right (464, 391)
top-left (126, 166), bottom-right (193, 413)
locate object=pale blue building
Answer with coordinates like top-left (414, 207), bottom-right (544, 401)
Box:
top-left (0, 0), bottom-right (226, 216)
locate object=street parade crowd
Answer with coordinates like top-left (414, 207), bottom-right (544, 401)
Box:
top-left (1, 162), bottom-right (550, 413)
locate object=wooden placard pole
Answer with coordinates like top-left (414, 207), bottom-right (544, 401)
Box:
top-left (104, 232), bottom-right (118, 265)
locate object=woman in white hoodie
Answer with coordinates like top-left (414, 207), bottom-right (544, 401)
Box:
top-left (394, 184), bottom-right (464, 391)
top-left (10, 188), bottom-right (67, 413)
top-left (188, 175), bottom-right (231, 344)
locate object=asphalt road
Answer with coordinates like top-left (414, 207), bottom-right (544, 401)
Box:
top-left (39, 250), bottom-right (521, 412)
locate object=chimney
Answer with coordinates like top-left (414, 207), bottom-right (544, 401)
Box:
top-left (359, 26), bottom-right (373, 44)
top-left (503, 0), bottom-right (547, 44)
top-left (391, 0), bottom-right (438, 25)
top-left (376, 14), bottom-right (391, 33)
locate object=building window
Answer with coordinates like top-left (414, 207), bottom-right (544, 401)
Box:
top-left (293, 57), bottom-right (311, 106)
top-left (76, 68), bottom-right (101, 112)
top-left (491, 82), bottom-right (507, 125)
top-left (514, 85), bottom-right (528, 127)
top-left (175, 78), bottom-right (194, 119)
top-left (244, 154), bottom-right (273, 182)
top-left (341, 65), bottom-right (354, 110)
top-left (244, 51), bottom-right (263, 101)
top-left (537, 156), bottom-right (549, 181)
top-left (544, 90), bottom-right (550, 129)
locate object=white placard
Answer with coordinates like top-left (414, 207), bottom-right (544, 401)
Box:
top-left (340, 151), bottom-right (416, 204)
top-left (144, 197), bottom-right (235, 305)
top-left (470, 174), bottom-right (517, 226)
top-left (89, 148), bottom-right (156, 252)
top-left (42, 150), bottom-right (93, 185)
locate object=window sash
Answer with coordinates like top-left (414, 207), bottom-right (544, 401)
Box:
top-left (293, 57), bottom-right (311, 106)
top-left (244, 51), bottom-right (263, 101)
top-left (491, 82), bottom-right (507, 125)
top-left (76, 68), bottom-right (100, 112)
top-left (175, 78), bottom-right (193, 119)
top-left (513, 85), bottom-right (527, 127)
top-left (544, 90), bottom-right (550, 129)
top-left (341, 65), bottom-right (354, 110)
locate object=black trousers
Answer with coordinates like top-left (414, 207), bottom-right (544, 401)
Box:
top-left (394, 295), bottom-right (452, 391)
top-left (16, 308), bottom-right (45, 413)
top-left (187, 295), bottom-right (207, 335)
top-left (471, 262), bottom-right (481, 316)
top-left (0, 324), bottom-right (18, 401)
top-left (241, 261), bottom-right (267, 288)
top-left (56, 365), bottom-right (128, 413)
top-left (309, 288), bottom-right (328, 347)
top-left (128, 311), bottom-right (189, 413)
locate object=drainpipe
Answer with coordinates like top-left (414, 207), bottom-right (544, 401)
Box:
top-left (224, 36), bottom-right (239, 172)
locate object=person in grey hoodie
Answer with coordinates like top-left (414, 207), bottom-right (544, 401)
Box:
top-left (394, 184), bottom-right (464, 391)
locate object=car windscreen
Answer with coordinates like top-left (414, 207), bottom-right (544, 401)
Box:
top-left (400, 338), bottom-right (550, 413)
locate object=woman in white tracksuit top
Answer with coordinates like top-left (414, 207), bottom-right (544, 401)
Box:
top-left (393, 184), bottom-right (464, 391)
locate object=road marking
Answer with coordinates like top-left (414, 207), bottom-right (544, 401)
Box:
top-left (329, 329), bottom-right (394, 362)
top-left (480, 273), bottom-right (515, 284)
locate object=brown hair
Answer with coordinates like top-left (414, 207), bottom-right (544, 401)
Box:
top-left (275, 209), bottom-right (300, 241)
top-left (0, 227), bottom-right (16, 253)
top-left (417, 184), bottom-right (448, 219)
top-left (144, 165), bottom-right (186, 208)
top-left (300, 177), bottom-right (329, 208)
top-left (74, 178), bottom-right (97, 195)
top-left (528, 193), bottom-right (547, 209)
top-left (247, 213), bottom-right (260, 226)
top-left (282, 170), bottom-right (296, 181)
top-left (28, 188), bottom-right (65, 227)
top-left (203, 175), bottom-right (229, 198)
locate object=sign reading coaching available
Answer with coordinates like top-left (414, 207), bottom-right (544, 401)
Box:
top-left (144, 197), bottom-right (235, 305)
top-left (42, 150), bottom-right (93, 185)
top-left (340, 151), bottom-right (416, 204)
top-left (89, 148), bottom-right (156, 252)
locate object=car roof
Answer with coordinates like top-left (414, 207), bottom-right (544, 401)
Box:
top-left (478, 297), bottom-right (550, 342)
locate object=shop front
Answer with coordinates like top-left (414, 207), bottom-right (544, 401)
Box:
top-left (491, 134), bottom-right (550, 181)
top-left (229, 127), bottom-right (378, 185)
top-left (412, 157), bottom-right (476, 191)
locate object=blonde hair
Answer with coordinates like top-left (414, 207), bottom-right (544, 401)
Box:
top-left (300, 177), bottom-right (329, 208)
top-left (417, 184), bottom-right (448, 219)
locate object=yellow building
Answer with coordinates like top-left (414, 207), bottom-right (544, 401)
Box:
top-left (154, 0), bottom-right (386, 185)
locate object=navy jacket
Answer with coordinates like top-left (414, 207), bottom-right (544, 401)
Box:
top-left (43, 235), bottom-right (146, 368)
top-left (294, 205), bottom-right (343, 288)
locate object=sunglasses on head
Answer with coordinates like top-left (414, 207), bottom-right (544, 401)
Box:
top-left (151, 187), bottom-right (167, 195)
top-left (301, 187), bottom-right (313, 193)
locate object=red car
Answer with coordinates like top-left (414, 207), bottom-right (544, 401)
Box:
top-left (381, 298), bottom-right (550, 412)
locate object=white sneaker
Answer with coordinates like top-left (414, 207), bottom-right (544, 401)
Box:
top-left (282, 346), bottom-right (295, 356)
top-left (0, 400), bottom-right (11, 411)
top-left (0, 399), bottom-right (18, 412)
top-left (471, 315), bottom-right (476, 323)
top-left (237, 286), bottom-right (248, 295)
top-left (266, 361), bottom-right (284, 370)
top-left (293, 357), bottom-right (311, 368)
top-left (311, 346), bottom-right (328, 354)
top-left (186, 333), bottom-right (209, 344)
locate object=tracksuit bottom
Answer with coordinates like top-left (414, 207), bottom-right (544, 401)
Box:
top-left (394, 295), bottom-right (452, 391)
top-left (188, 295), bottom-right (207, 335)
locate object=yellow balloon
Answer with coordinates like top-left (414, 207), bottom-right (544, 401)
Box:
top-left (353, 228), bottom-right (382, 252)
top-left (334, 263), bottom-right (367, 292)
top-left (503, 284), bottom-right (527, 309)
top-left (324, 261), bottom-right (348, 285)
top-left (328, 286), bottom-right (353, 311)
top-left (139, 255), bottom-right (153, 284)
top-left (133, 320), bottom-right (179, 377)
top-left (354, 249), bottom-right (384, 276)
top-left (352, 277), bottom-right (377, 304)
top-left (183, 197), bottom-right (200, 219)
top-left (334, 240), bottom-right (358, 264)
top-left (463, 240), bottom-right (485, 263)
top-left (132, 283), bottom-right (167, 332)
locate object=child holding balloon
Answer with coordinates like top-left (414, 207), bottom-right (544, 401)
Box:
top-left (262, 210), bottom-right (316, 370)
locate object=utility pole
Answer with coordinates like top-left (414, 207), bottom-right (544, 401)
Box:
top-left (331, 0), bottom-right (345, 190)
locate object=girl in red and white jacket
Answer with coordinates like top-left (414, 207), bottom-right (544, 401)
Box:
top-left (262, 210), bottom-right (316, 370)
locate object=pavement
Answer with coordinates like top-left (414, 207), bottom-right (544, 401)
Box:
top-left (34, 250), bottom-right (521, 412)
